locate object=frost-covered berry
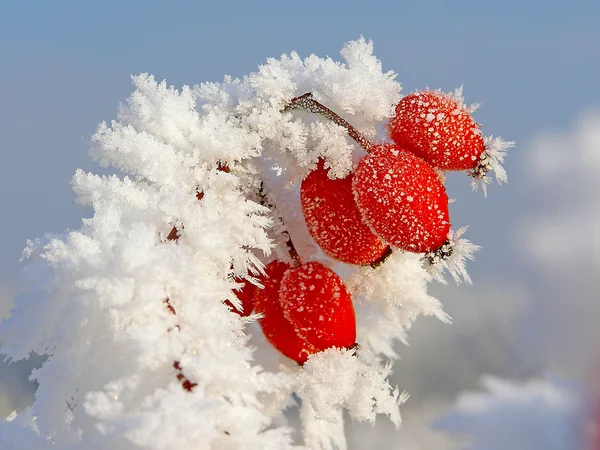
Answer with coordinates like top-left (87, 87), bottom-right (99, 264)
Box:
top-left (254, 260), bottom-right (357, 365)
top-left (280, 261), bottom-right (356, 353)
top-left (388, 90), bottom-right (485, 171)
top-left (226, 278), bottom-right (255, 316)
top-left (352, 144), bottom-right (451, 253)
top-left (254, 261), bottom-right (318, 364)
top-left (301, 159), bottom-right (389, 265)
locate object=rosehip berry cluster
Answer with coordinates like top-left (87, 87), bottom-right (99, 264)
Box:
top-left (253, 260), bottom-right (356, 364)
top-left (229, 89), bottom-right (510, 365)
top-left (293, 90), bottom-right (497, 267)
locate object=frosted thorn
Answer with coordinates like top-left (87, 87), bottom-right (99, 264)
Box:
top-left (173, 361), bottom-right (198, 392)
top-left (216, 162), bottom-right (231, 173)
top-left (166, 226), bottom-right (181, 241)
top-left (164, 298), bottom-right (177, 315)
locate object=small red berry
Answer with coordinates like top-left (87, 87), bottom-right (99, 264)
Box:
top-left (352, 144), bottom-right (451, 253)
top-left (388, 90), bottom-right (485, 171)
top-left (226, 278), bottom-right (255, 316)
top-left (300, 159), bottom-right (389, 265)
top-left (280, 261), bottom-right (356, 352)
top-left (253, 261), bottom-right (318, 364)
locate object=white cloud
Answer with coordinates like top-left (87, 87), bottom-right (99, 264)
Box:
top-left (434, 376), bottom-right (586, 450)
top-left (514, 109), bottom-right (600, 380)
top-left (519, 109), bottom-right (600, 269)
top-left (348, 402), bottom-right (463, 450)
top-left (0, 281), bottom-right (15, 322)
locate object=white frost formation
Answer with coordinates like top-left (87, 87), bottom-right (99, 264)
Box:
top-left (0, 38), bottom-right (464, 449)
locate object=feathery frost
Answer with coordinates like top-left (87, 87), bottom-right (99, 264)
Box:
top-left (425, 227), bottom-right (480, 285)
top-left (0, 38), bottom-right (491, 449)
top-left (470, 136), bottom-right (515, 196)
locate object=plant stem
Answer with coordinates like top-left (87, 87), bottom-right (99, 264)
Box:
top-left (283, 93), bottom-right (373, 152)
top-left (369, 246), bottom-right (393, 269)
top-left (163, 163), bottom-right (230, 392)
top-left (258, 182), bottom-right (302, 268)
top-left (285, 232), bottom-right (302, 268)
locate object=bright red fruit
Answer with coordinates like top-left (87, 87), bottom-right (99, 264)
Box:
top-left (388, 90), bottom-right (485, 171)
top-left (301, 159), bottom-right (389, 265)
top-left (253, 261), bottom-right (318, 364)
top-left (226, 278), bottom-right (255, 316)
top-left (280, 261), bottom-right (356, 352)
top-left (352, 144), bottom-right (451, 253)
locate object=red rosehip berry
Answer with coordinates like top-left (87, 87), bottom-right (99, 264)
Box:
top-left (253, 261), bottom-right (318, 364)
top-left (254, 260), bottom-right (357, 365)
top-left (388, 90), bottom-right (485, 171)
top-left (352, 144), bottom-right (451, 253)
top-left (280, 261), bottom-right (356, 352)
top-left (300, 159), bottom-right (389, 265)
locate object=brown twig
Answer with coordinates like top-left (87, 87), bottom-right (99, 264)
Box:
top-left (285, 232), bottom-right (302, 268)
top-left (283, 93), bottom-right (374, 152)
top-left (164, 299), bottom-right (195, 391)
top-left (173, 361), bottom-right (198, 392)
top-left (164, 298), bottom-right (177, 315)
top-left (164, 290), bottom-right (194, 390)
top-left (162, 164), bottom-right (230, 392)
top-left (257, 182), bottom-right (302, 268)
top-left (369, 246), bottom-right (393, 269)
top-left (166, 227), bottom-right (181, 242)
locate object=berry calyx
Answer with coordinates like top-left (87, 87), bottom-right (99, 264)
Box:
top-left (253, 261), bottom-right (318, 364)
top-left (352, 144), bottom-right (451, 253)
top-left (388, 90), bottom-right (485, 171)
top-left (280, 261), bottom-right (356, 352)
top-left (301, 159), bottom-right (389, 265)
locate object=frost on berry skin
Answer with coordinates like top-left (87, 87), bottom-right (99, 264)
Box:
top-left (352, 144), bottom-right (451, 253)
top-left (253, 261), bottom-right (318, 364)
top-left (388, 90), bottom-right (485, 171)
top-left (280, 261), bottom-right (356, 352)
top-left (300, 159), bottom-right (389, 265)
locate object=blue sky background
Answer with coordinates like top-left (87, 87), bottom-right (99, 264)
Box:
top-left (1, 1), bottom-right (599, 447)
top-left (1, 1), bottom-right (599, 283)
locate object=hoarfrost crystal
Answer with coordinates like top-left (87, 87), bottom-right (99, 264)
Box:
top-left (0, 37), bottom-right (500, 449)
